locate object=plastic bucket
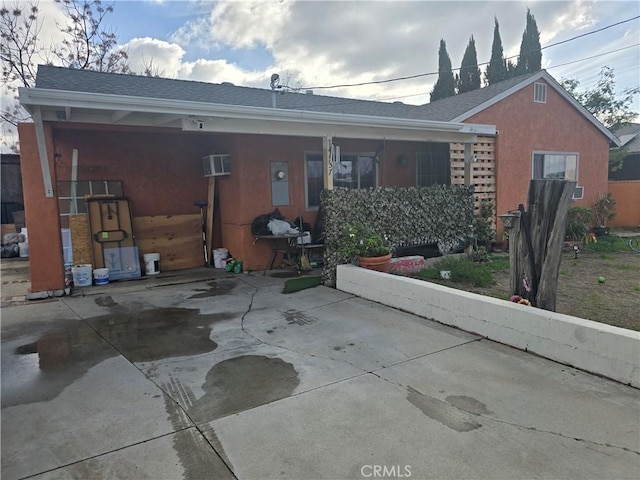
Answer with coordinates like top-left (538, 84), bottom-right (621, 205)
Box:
top-left (93, 268), bottom-right (109, 285)
top-left (213, 248), bottom-right (228, 268)
top-left (18, 242), bottom-right (29, 258)
top-left (72, 264), bottom-right (93, 287)
top-left (143, 253), bottom-right (160, 275)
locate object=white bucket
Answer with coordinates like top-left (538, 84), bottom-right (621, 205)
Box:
top-left (93, 268), bottom-right (109, 285)
top-left (72, 264), bottom-right (93, 287)
top-left (213, 248), bottom-right (228, 268)
top-left (18, 242), bottom-right (29, 258)
top-left (143, 253), bottom-right (160, 275)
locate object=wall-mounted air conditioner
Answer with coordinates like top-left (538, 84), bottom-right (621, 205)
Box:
top-left (203, 154), bottom-right (231, 177)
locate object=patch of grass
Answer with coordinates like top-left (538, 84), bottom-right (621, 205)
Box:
top-left (613, 263), bottom-right (639, 271)
top-left (583, 235), bottom-right (635, 253)
top-left (418, 256), bottom-right (497, 287)
top-left (282, 276), bottom-right (322, 293)
top-left (560, 269), bottom-right (568, 275)
top-left (599, 254), bottom-right (614, 260)
top-left (634, 286), bottom-right (640, 293)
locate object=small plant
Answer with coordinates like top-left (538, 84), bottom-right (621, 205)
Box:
top-left (592, 192), bottom-right (616, 227)
top-left (473, 199), bottom-right (495, 248)
top-left (565, 207), bottom-right (593, 241)
top-left (339, 223), bottom-right (391, 260)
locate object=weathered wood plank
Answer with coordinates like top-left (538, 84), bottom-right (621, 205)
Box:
top-left (133, 214), bottom-right (203, 271)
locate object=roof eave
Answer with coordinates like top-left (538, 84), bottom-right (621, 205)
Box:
top-left (19, 87), bottom-right (496, 138)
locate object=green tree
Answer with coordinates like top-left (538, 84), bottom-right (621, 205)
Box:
top-left (485, 18), bottom-right (507, 85)
top-left (456, 35), bottom-right (481, 94)
top-left (430, 39), bottom-right (455, 102)
top-left (516, 8), bottom-right (541, 74)
top-left (561, 66), bottom-right (640, 170)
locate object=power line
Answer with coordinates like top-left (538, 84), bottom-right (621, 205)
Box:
top-left (281, 42), bottom-right (639, 110)
top-left (300, 15), bottom-right (640, 91)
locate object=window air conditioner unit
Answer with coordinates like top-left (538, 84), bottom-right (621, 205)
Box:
top-left (203, 154), bottom-right (231, 177)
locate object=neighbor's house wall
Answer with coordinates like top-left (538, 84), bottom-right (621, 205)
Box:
top-left (19, 123), bottom-right (426, 291)
top-left (608, 181), bottom-right (640, 227)
top-left (464, 80), bottom-right (610, 235)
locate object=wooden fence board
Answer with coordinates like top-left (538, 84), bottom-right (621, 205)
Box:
top-left (450, 137), bottom-right (496, 216)
top-left (133, 214), bottom-right (203, 271)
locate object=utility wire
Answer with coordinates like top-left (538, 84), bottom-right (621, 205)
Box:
top-left (300, 15), bottom-right (640, 91)
top-left (280, 42), bottom-right (639, 110)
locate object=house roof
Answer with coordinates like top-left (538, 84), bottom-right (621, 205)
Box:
top-left (416, 70), bottom-right (619, 145)
top-left (33, 65), bottom-right (440, 121)
top-left (22, 65), bottom-right (496, 198)
top-left (614, 123), bottom-right (640, 154)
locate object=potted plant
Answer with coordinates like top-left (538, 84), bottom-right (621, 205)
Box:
top-left (340, 223), bottom-right (392, 272)
top-left (592, 193), bottom-right (616, 237)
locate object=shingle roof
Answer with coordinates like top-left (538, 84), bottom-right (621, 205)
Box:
top-left (614, 123), bottom-right (640, 154)
top-left (34, 65), bottom-right (437, 121)
top-left (416, 71), bottom-right (542, 121)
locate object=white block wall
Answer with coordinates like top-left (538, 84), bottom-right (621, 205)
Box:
top-left (337, 265), bottom-right (640, 387)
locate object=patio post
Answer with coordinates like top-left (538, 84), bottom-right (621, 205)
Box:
top-left (322, 136), bottom-right (334, 191)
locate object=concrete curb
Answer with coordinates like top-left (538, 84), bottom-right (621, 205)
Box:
top-left (337, 264), bottom-right (640, 387)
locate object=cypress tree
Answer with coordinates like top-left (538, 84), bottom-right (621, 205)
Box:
top-left (457, 35), bottom-right (481, 94)
top-left (430, 39), bottom-right (455, 102)
top-left (485, 18), bottom-right (508, 85)
top-left (517, 8), bottom-right (542, 74)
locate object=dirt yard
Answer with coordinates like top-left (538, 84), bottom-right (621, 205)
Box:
top-left (446, 249), bottom-right (640, 332)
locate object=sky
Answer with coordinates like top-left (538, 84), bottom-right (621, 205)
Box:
top-left (2, 0), bottom-right (639, 150)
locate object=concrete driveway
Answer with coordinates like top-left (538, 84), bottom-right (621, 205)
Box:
top-left (1, 268), bottom-right (639, 479)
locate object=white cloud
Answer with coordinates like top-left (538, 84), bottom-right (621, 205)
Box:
top-left (177, 58), bottom-right (270, 85)
top-left (124, 37), bottom-right (186, 77)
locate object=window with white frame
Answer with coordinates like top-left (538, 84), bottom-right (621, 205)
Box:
top-left (304, 152), bottom-right (377, 209)
top-left (532, 152), bottom-right (583, 199)
top-left (534, 82), bottom-right (547, 103)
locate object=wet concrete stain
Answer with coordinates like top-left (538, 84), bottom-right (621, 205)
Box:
top-left (284, 309), bottom-right (317, 326)
top-left (162, 383), bottom-right (235, 478)
top-left (189, 355), bottom-right (300, 423)
top-left (95, 295), bottom-right (117, 307)
top-left (445, 395), bottom-right (493, 415)
top-left (188, 280), bottom-right (236, 299)
top-left (407, 387), bottom-right (482, 432)
top-left (160, 355), bottom-right (299, 476)
top-left (2, 307), bottom-right (232, 407)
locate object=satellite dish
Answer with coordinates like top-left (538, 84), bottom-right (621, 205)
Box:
top-left (270, 73), bottom-right (280, 90)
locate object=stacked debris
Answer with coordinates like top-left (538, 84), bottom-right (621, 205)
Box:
top-left (1, 232), bottom-right (26, 258)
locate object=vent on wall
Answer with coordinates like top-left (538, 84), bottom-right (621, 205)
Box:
top-left (203, 154), bottom-right (231, 177)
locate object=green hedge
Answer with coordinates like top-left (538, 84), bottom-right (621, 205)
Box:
top-left (321, 186), bottom-right (475, 286)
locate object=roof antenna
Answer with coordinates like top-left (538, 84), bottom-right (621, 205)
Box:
top-left (270, 73), bottom-right (281, 108)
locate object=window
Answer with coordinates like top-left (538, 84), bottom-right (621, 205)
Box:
top-left (532, 152), bottom-right (582, 199)
top-left (534, 82), bottom-right (547, 103)
top-left (304, 152), bottom-right (377, 209)
top-left (57, 180), bottom-right (124, 216)
top-left (416, 147), bottom-right (450, 187)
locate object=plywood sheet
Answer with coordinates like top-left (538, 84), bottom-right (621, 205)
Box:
top-left (133, 214), bottom-right (203, 271)
top-left (69, 215), bottom-right (93, 266)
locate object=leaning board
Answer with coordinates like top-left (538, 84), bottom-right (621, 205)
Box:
top-left (133, 214), bottom-right (203, 271)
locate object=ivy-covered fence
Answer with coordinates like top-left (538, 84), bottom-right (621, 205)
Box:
top-left (321, 186), bottom-right (475, 286)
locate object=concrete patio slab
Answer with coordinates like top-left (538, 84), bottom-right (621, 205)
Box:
top-left (245, 294), bottom-right (480, 370)
top-left (30, 428), bottom-right (234, 480)
top-left (377, 339), bottom-right (640, 452)
top-left (2, 268), bottom-right (639, 479)
top-left (207, 372), bottom-right (639, 480)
